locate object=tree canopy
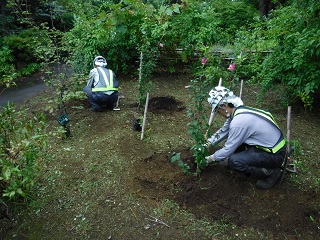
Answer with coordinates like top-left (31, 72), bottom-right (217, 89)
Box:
top-left (0, 0), bottom-right (319, 108)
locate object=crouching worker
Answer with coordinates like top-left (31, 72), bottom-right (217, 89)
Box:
top-left (205, 86), bottom-right (286, 189)
top-left (83, 56), bottom-right (119, 112)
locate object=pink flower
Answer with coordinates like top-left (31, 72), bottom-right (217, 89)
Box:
top-left (184, 85), bottom-right (190, 89)
top-left (228, 63), bottom-right (236, 71)
top-left (159, 43), bottom-right (164, 48)
top-left (201, 58), bottom-right (207, 65)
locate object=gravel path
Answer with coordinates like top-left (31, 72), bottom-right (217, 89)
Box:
top-left (0, 63), bottom-right (68, 107)
top-left (0, 79), bottom-right (48, 107)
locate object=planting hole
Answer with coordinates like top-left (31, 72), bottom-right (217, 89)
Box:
top-left (148, 96), bottom-right (185, 112)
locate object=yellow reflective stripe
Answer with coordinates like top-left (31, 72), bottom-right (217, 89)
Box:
top-left (92, 87), bottom-right (118, 91)
top-left (92, 68), bottom-right (117, 92)
top-left (256, 146), bottom-right (272, 153)
top-left (274, 139), bottom-right (286, 152)
top-left (98, 67), bottom-right (109, 86)
top-left (256, 138), bottom-right (286, 153)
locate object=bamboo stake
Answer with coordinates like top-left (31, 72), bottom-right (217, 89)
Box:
top-left (280, 106), bottom-right (294, 184)
top-left (286, 106), bottom-right (297, 173)
top-left (141, 92), bottom-right (149, 140)
top-left (286, 106), bottom-right (291, 153)
top-left (138, 52), bottom-right (143, 82)
top-left (138, 52), bottom-right (143, 110)
top-left (206, 78), bottom-right (222, 138)
top-left (208, 78), bottom-right (222, 126)
top-left (239, 79), bottom-right (243, 99)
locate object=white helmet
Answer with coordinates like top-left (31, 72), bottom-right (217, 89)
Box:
top-left (93, 56), bottom-right (107, 67)
top-left (207, 86), bottom-right (243, 110)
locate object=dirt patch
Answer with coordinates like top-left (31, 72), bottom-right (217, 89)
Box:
top-left (127, 147), bottom-right (320, 239)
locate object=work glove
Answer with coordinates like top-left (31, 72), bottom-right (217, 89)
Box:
top-left (202, 141), bottom-right (211, 149)
top-left (205, 155), bottom-right (216, 166)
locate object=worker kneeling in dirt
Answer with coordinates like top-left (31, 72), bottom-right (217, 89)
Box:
top-left (205, 86), bottom-right (286, 189)
top-left (83, 56), bottom-right (120, 112)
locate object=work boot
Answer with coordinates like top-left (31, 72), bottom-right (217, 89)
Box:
top-left (250, 167), bottom-right (270, 179)
top-left (256, 168), bottom-right (281, 189)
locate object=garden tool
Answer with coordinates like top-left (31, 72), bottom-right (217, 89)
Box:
top-left (113, 92), bottom-right (125, 111)
top-left (279, 146), bottom-right (295, 184)
top-left (279, 106), bottom-right (298, 184)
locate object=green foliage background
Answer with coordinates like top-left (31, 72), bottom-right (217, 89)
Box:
top-left (234, 1), bottom-right (320, 108)
top-left (2, 0), bottom-right (319, 107)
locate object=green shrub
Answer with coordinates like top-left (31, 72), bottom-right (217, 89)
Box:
top-left (0, 103), bottom-right (48, 200)
top-left (1, 27), bottom-right (55, 83)
top-left (65, 0), bottom-right (259, 75)
top-left (234, 1), bottom-right (320, 109)
top-left (3, 29), bottom-right (38, 63)
top-left (0, 46), bottom-right (17, 86)
top-left (213, 0), bottom-right (258, 44)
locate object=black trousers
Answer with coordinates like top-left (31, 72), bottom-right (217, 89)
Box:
top-left (228, 144), bottom-right (286, 176)
top-left (83, 86), bottom-right (118, 110)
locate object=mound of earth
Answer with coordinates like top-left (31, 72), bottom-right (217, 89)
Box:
top-left (148, 96), bottom-right (185, 112)
top-left (126, 147), bottom-right (319, 239)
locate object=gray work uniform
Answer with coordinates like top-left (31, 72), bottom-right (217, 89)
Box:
top-left (214, 106), bottom-right (286, 175)
top-left (208, 118), bottom-right (231, 146)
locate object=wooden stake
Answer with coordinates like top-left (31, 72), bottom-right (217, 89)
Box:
top-left (286, 106), bottom-right (291, 152)
top-left (138, 52), bottom-right (143, 110)
top-left (286, 106), bottom-right (297, 173)
top-left (206, 78), bottom-right (223, 138)
top-left (208, 78), bottom-right (222, 126)
top-left (239, 79), bottom-right (243, 99)
top-left (280, 106), bottom-right (296, 184)
top-left (141, 92), bottom-right (149, 140)
top-left (138, 52), bottom-right (143, 83)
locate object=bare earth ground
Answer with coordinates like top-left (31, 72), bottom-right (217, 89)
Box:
top-left (1, 70), bottom-right (320, 240)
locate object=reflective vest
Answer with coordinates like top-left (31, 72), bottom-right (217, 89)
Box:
top-left (92, 67), bottom-right (119, 92)
top-left (232, 106), bottom-right (286, 153)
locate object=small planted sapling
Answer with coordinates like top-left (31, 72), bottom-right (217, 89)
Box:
top-left (171, 152), bottom-right (190, 174)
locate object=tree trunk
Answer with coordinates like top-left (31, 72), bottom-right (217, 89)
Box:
top-left (260, 0), bottom-right (272, 18)
top-left (0, 0), bottom-right (7, 15)
top-left (260, 0), bottom-right (286, 18)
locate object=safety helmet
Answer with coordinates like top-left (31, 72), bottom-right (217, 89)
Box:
top-left (207, 86), bottom-right (243, 110)
top-left (93, 56), bottom-right (107, 67)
